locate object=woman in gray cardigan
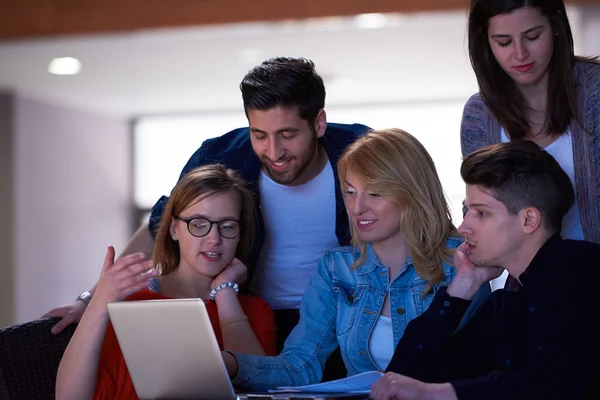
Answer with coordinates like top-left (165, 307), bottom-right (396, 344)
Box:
top-left (461, 0), bottom-right (600, 244)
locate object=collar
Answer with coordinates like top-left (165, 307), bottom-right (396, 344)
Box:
top-left (356, 242), bottom-right (414, 276)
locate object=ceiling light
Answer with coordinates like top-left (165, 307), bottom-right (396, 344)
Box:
top-left (48, 57), bottom-right (82, 75)
top-left (354, 13), bottom-right (389, 29)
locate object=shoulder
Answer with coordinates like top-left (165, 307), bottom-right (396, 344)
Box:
top-left (460, 93), bottom-right (493, 156)
top-left (322, 122), bottom-right (371, 149)
top-left (462, 93), bottom-right (486, 119)
top-left (575, 59), bottom-right (600, 91)
top-left (545, 239), bottom-right (600, 290)
top-left (557, 239), bottom-right (600, 266)
top-left (314, 245), bottom-right (361, 276)
top-left (461, 93), bottom-right (488, 132)
top-left (325, 122), bottom-right (371, 138)
top-left (574, 60), bottom-right (600, 116)
top-left (193, 127), bottom-right (254, 168)
top-left (322, 245), bottom-right (361, 263)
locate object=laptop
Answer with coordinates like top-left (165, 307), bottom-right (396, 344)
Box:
top-left (107, 298), bottom-right (238, 400)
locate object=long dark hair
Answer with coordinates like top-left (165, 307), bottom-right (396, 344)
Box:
top-left (468, 0), bottom-right (596, 139)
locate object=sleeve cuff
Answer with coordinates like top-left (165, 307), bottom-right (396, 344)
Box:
top-left (430, 286), bottom-right (472, 325)
top-left (229, 351), bottom-right (256, 387)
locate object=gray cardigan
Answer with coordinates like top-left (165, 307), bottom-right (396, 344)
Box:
top-left (460, 61), bottom-right (600, 244)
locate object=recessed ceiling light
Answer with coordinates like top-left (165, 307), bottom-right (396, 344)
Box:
top-left (48, 57), bottom-right (82, 75)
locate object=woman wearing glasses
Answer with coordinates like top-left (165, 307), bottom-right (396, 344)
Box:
top-left (56, 164), bottom-right (276, 400)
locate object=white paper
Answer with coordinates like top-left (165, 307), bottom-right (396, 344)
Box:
top-left (269, 370), bottom-right (384, 394)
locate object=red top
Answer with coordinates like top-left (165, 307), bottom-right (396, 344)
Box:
top-left (92, 289), bottom-right (276, 400)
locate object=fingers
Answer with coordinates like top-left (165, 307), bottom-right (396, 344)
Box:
top-left (41, 305), bottom-right (69, 318)
top-left (114, 263), bottom-right (156, 290)
top-left (98, 259), bottom-right (157, 302)
top-left (370, 374), bottom-right (401, 400)
top-left (102, 246), bottom-right (116, 272)
top-left (120, 279), bottom-right (156, 300)
top-left (111, 252), bottom-right (148, 272)
top-left (45, 299), bottom-right (88, 334)
top-left (51, 315), bottom-right (74, 335)
top-left (457, 241), bottom-right (472, 256)
top-left (455, 244), bottom-right (476, 270)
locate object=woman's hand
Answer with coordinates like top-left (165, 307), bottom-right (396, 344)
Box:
top-left (211, 257), bottom-right (247, 288)
top-left (92, 246), bottom-right (157, 307)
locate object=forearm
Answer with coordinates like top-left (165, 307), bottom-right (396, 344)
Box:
top-left (118, 223), bottom-right (154, 260)
top-left (450, 365), bottom-right (582, 400)
top-left (427, 383), bottom-right (458, 400)
top-left (387, 288), bottom-right (471, 379)
top-left (55, 301), bottom-right (110, 400)
top-left (215, 290), bottom-right (265, 355)
top-left (446, 274), bottom-right (483, 301)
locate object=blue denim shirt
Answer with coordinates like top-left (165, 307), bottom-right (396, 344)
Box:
top-left (232, 237), bottom-right (491, 390)
top-left (148, 123), bottom-right (371, 283)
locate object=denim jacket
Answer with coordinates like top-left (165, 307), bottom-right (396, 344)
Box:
top-left (232, 237), bottom-right (491, 390)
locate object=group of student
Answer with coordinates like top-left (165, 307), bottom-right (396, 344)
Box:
top-left (48, 0), bottom-right (600, 399)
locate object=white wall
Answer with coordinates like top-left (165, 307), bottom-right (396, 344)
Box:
top-left (0, 94), bottom-right (132, 325)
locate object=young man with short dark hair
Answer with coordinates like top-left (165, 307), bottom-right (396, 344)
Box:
top-left (371, 140), bottom-right (600, 400)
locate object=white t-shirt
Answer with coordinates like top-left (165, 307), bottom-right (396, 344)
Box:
top-left (248, 162), bottom-right (339, 309)
top-left (368, 315), bottom-right (394, 370)
top-left (500, 128), bottom-right (584, 240)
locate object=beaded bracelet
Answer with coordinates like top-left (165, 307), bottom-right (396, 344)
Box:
top-left (209, 281), bottom-right (239, 301)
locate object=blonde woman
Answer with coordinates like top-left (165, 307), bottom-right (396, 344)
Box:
top-left (221, 129), bottom-right (491, 390)
top-left (56, 165), bottom-right (276, 400)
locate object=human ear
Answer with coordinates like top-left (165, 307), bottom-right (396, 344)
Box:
top-left (169, 218), bottom-right (178, 241)
top-left (521, 207), bottom-right (542, 233)
top-left (314, 109), bottom-right (327, 139)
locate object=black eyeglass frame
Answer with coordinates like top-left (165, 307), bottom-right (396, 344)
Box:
top-left (174, 216), bottom-right (241, 239)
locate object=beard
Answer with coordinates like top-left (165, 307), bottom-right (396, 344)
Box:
top-left (261, 135), bottom-right (318, 185)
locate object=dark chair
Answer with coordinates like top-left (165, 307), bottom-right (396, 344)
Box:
top-left (0, 318), bottom-right (77, 400)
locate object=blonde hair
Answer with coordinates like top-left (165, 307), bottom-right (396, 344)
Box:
top-left (152, 164), bottom-right (257, 275)
top-left (338, 128), bottom-right (458, 290)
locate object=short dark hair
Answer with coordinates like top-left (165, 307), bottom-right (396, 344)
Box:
top-left (467, 0), bottom-right (596, 139)
top-left (240, 57), bottom-right (325, 123)
top-left (460, 140), bottom-right (574, 233)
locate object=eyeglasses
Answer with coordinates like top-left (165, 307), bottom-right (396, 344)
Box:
top-left (175, 217), bottom-right (241, 239)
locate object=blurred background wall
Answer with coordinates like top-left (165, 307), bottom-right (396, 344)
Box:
top-left (0, 0), bottom-right (599, 326)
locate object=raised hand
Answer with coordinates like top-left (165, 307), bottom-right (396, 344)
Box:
top-left (211, 257), bottom-right (247, 288)
top-left (447, 242), bottom-right (503, 300)
top-left (92, 246), bottom-right (157, 306)
top-left (455, 242), bottom-right (503, 283)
